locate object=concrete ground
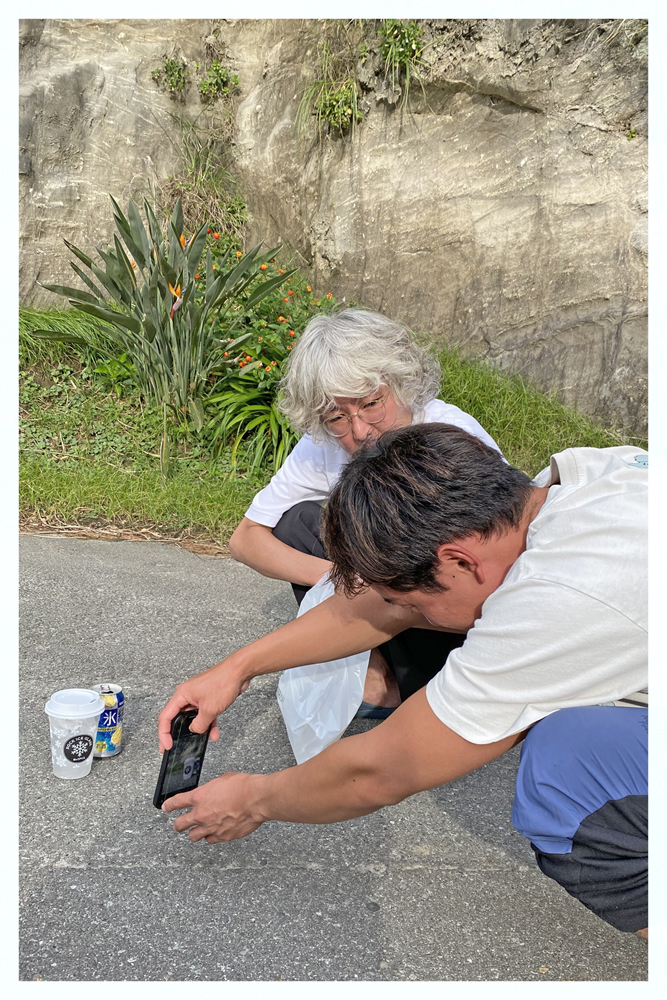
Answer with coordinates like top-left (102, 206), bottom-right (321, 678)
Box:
top-left (19, 534), bottom-right (647, 982)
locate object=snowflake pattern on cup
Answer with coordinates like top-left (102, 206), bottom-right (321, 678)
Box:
top-left (64, 734), bottom-right (93, 763)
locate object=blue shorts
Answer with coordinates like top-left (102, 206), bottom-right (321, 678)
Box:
top-left (512, 706), bottom-right (648, 932)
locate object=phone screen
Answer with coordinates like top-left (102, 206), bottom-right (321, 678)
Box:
top-left (154, 710), bottom-right (210, 808)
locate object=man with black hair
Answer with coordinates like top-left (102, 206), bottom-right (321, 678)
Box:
top-left (158, 424), bottom-right (648, 937)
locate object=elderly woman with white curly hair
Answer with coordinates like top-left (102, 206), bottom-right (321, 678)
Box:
top-left (229, 308), bottom-right (502, 719)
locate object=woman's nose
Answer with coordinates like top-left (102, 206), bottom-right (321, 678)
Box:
top-left (351, 414), bottom-right (374, 439)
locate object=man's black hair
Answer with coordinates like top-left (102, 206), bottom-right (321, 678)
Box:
top-left (323, 422), bottom-right (534, 595)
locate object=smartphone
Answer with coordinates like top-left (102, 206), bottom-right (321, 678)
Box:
top-left (153, 709), bottom-right (211, 809)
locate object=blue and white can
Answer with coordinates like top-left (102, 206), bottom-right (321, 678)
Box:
top-left (92, 683), bottom-right (124, 757)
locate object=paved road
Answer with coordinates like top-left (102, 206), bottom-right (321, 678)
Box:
top-left (19, 535), bottom-right (647, 982)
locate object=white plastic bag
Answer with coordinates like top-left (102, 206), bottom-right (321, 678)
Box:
top-left (276, 575), bottom-right (369, 764)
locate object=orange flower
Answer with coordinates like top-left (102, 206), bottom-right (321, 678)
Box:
top-left (212, 265), bottom-right (217, 270)
top-left (260, 264), bottom-right (268, 270)
top-left (283, 298), bottom-right (289, 303)
top-left (306, 286), bottom-right (311, 292)
top-left (314, 299), bottom-right (319, 304)
top-left (245, 355), bottom-right (252, 362)
top-left (179, 234), bottom-right (186, 248)
top-left (236, 251), bottom-right (243, 257)
top-left (271, 361), bottom-right (277, 366)
top-left (287, 345), bottom-right (292, 350)
top-left (288, 290), bottom-right (294, 295)
top-left (213, 232), bottom-right (220, 239)
top-left (258, 337), bottom-right (263, 341)
top-left (224, 351), bottom-right (229, 357)
top-left (195, 273), bottom-right (200, 279)
top-left (289, 330), bottom-right (295, 336)
top-left (326, 293), bottom-right (332, 299)
top-left (263, 322), bottom-right (267, 327)
top-left (278, 269), bottom-right (284, 274)
top-left (168, 282), bottom-right (181, 297)
top-left (239, 362), bottom-right (245, 367)
top-left (278, 316), bottom-right (285, 322)
top-left (207, 228), bottom-right (212, 234)
top-left (265, 366), bottom-right (271, 372)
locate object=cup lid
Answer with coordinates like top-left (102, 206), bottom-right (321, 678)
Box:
top-left (45, 688), bottom-right (105, 719)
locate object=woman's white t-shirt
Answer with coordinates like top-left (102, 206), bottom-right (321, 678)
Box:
top-left (245, 399), bottom-right (502, 528)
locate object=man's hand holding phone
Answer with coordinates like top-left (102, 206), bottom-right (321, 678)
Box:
top-left (161, 772), bottom-right (266, 843)
top-left (158, 656), bottom-right (251, 752)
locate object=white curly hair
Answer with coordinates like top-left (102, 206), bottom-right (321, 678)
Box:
top-left (278, 308), bottom-right (442, 442)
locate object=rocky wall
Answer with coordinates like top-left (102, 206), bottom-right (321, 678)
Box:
top-left (19, 18), bottom-right (648, 434)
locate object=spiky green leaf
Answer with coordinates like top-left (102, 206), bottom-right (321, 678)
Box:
top-left (126, 198), bottom-right (151, 262)
top-left (31, 329), bottom-right (90, 346)
top-left (170, 198), bottom-right (184, 239)
top-left (63, 239), bottom-right (94, 269)
top-left (185, 223), bottom-right (208, 270)
top-left (69, 262), bottom-right (106, 302)
top-left (73, 301), bottom-right (142, 333)
top-left (244, 268), bottom-right (298, 308)
top-left (187, 397), bottom-right (205, 432)
top-left (143, 199), bottom-right (163, 245)
top-left (113, 234), bottom-right (139, 287)
top-left (238, 359), bottom-right (264, 375)
top-left (38, 283), bottom-right (99, 305)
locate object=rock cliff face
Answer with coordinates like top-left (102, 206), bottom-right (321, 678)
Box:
top-left (19, 18), bottom-right (648, 434)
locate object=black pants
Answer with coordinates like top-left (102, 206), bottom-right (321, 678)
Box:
top-left (272, 501), bottom-right (465, 702)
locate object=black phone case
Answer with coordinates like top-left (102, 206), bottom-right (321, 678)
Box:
top-left (153, 709), bottom-right (210, 809)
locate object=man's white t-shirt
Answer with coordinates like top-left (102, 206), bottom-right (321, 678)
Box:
top-left (245, 399), bottom-right (501, 528)
top-left (426, 445), bottom-right (648, 744)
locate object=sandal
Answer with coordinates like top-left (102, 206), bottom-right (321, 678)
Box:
top-left (354, 701), bottom-right (397, 720)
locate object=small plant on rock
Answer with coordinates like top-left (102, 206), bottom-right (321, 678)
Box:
top-left (152, 57), bottom-right (189, 100)
top-left (378, 19), bottom-right (425, 108)
top-left (303, 75), bottom-right (363, 136)
top-left (199, 60), bottom-right (240, 103)
top-left (297, 32), bottom-right (365, 139)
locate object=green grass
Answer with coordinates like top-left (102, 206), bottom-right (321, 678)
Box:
top-left (19, 309), bottom-right (645, 542)
top-left (19, 352), bottom-right (269, 542)
top-left (436, 347), bottom-right (643, 478)
top-left (20, 456), bottom-right (260, 538)
top-left (19, 307), bottom-right (117, 368)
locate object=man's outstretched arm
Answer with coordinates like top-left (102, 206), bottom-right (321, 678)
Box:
top-left (158, 587), bottom-right (440, 751)
top-left (162, 688), bottom-right (524, 841)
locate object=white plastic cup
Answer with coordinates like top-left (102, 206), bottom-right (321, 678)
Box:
top-left (45, 689), bottom-right (105, 779)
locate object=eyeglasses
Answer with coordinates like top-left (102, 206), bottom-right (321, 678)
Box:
top-left (322, 392), bottom-right (389, 437)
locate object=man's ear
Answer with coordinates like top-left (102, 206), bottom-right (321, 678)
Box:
top-left (434, 543), bottom-right (485, 584)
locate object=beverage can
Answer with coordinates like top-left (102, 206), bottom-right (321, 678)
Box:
top-left (92, 683), bottom-right (124, 757)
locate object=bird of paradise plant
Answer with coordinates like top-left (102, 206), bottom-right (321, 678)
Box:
top-left (35, 196), bottom-right (295, 474)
